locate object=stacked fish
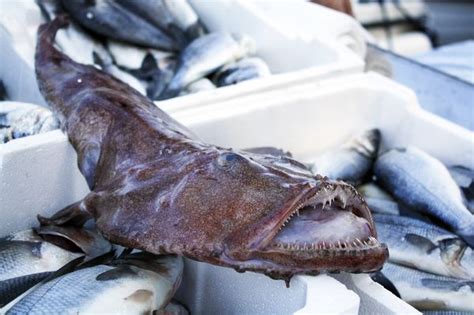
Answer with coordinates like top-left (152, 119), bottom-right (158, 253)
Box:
top-left (0, 226), bottom-right (184, 314)
top-left (36, 0), bottom-right (270, 101)
top-left (307, 129), bottom-right (474, 313)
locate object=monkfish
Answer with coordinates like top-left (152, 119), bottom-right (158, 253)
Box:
top-left (35, 16), bottom-right (387, 282)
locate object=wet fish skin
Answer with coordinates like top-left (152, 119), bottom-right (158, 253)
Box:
top-left (449, 166), bottom-right (474, 213)
top-left (382, 262), bottom-right (474, 312)
top-left (214, 57), bottom-right (271, 87)
top-left (0, 102), bottom-right (59, 143)
top-left (161, 32), bottom-right (256, 99)
top-left (60, 0), bottom-right (179, 51)
top-left (7, 254), bottom-right (183, 314)
top-left (374, 147), bottom-right (474, 247)
top-left (374, 213), bottom-right (474, 280)
top-left (180, 78), bottom-right (216, 95)
top-left (158, 300), bottom-right (189, 315)
top-left (310, 129), bottom-right (381, 186)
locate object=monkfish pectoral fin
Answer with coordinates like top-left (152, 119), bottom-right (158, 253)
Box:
top-left (38, 200), bottom-right (92, 227)
top-left (77, 141), bottom-right (101, 190)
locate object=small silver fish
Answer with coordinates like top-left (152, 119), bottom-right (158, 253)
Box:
top-left (310, 129), bottom-right (381, 186)
top-left (214, 57), bottom-right (271, 87)
top-left (0, 102), bottom-right (59, 143)
top-left (6, 253), bottom-right (183, 314)
top-left (0, 227), bottom-right (110, 307)
top-left (180, 78), bottom-right (216, 95)
top-left (92, 49), bottom-right (147, 95)
top-left (382, 262), bottom-right (474, 312)
top-left (374, 147), bottom-right (474, 248)
top-left (374, 213), bottom-right (474, 280)
top-left (161, 33), bottom-right (256, 99)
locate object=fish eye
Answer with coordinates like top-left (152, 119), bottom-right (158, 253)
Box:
top-left (217, 152), bottom-right (241, 168)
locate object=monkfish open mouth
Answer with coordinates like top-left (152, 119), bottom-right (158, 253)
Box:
top-left (249, 179), bottom-right (388, 277)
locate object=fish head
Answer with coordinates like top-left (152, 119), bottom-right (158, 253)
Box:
top-left (171, 147), bottom-right (388, 279)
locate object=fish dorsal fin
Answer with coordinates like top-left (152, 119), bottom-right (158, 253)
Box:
top-left (125, 289), bottom-right (154, 303)
top-left (404, 233), bottom-right (437, 253)
top-left (96, 265), bottom-right (138, 281)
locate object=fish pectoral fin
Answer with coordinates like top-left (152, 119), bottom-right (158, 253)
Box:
top-left (38, 200), bottom-right (92, 227)
top-left (404, 233), bottom-right (437, 253)
top-left (78, 142), bottom-right (101, 190)
top-left (96, 265), bottom-right (138, 281)
top-left (438, 237), bottom-right (467, 267)
top-left (125, 289), bottom-right (154, 303)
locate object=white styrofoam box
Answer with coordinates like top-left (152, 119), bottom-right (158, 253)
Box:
top-left (175, 259), bottom-right (361, 315)
top-left (249, 0), bottom-right (367, 58)
top-left (158, 0), bottom-right (364, 113)
top-left (0, 1), bottom-right (47, 106)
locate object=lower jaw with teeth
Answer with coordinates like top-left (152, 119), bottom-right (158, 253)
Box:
top-left (254, 191), bottom-right (389, 275)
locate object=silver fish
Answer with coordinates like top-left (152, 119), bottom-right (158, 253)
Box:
top-left (0, 102), bottom-right (59, 143)
top-left (214, 57), bottom-right (271, 87)
top-left (181, 78), bottom-right (216, 95)
top-left (60, 0), bottom-right (179, 51)
top-left (382, 262), bottom-right (474, 312)
top-left (449, 166), bottom-right (474, 214)
top-left (310, 129), bottom-right (381, 186)
top-left (374, 213), bottom-right (474, 280)
top-left (116, 0), bottom-right (204, 43)
top-left (0, 227), bottom-right (110, 307)
top-left (92, 49), bottom-right (147, 95)
top-left (161, 32), bottom-right (256, 99)
top-left (374, 147), bottom-right (474, 247)
top-left (107, 40), bottom-right (174, 70)
top-left (7, 253), bottom-right (183, 314)
top-left (158, 300), bottom-right (189, 315)
top-left (358, 182), bottom-right (400, 215)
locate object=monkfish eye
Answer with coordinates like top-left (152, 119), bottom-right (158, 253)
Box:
top-left (217, 152), bottom-right (242, 169)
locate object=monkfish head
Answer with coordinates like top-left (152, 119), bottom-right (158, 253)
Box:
top-left (166, 146), bottom-right (388, 281)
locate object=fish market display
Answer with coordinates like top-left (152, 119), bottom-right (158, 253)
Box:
top-left (381, 263), bottom-right (474, 312)
top-left (160, 32), bottom-right (256, 99)
top-left (374, 147), bottom-right (474, 247)
top-left (310, 129), bottom-right (381, 186)
top-left (374, 214), bottom-right (474, 280)
top-left (214, 57), bottom-right (271, 87)
top-left (0, 101), bottom-right (59, 144)
top-left (32, 0), bottom-right (270, 101)
top-left (35, 17), bottom-right (387, 282)
top-left (6, 252), bottom-right (183, 314)
top-left (0, 226), bottom-right (111, 307)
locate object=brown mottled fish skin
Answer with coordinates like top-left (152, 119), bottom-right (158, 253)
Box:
top-left (35, 16), bottom-right (388, 281)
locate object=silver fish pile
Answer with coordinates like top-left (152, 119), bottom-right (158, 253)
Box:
top-left (304, 129), bottom-right (474, 312)
top-left (0, 226), bottom-right (111, 307)
top-left (0, 102), bottom-right (59, 144)
top-left (3, 251), bottom-right (183, 314)
top-left (34, 0), bottom-right (269, 101)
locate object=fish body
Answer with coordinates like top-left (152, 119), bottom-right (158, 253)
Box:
top-left (374, 214), bottom-right (474, 280)
top-left (449, 166), bottom-right (474, 213)
top-left (0, 101), bottom-right (59, 143)
top-left (34, 17), bottom-right (387, 281)
top-left (374, 147), bottom-right (474, 247)
top-left (310, 129), bottom-right (381, 186)
top-left (0, 230), bottom-right (80, 307)
top-left (181, 78), bottom-right (216, 95)
top-left (382, 262), bottom-right (474, 312)
top-left (6, 254), bottom-right (183, 314)
top-left (162, 33), bottom-right (256, 99)
top-left (214, 57), bottom-right (271, 87)
top-left (60, 0), bottom-right (179, 51)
